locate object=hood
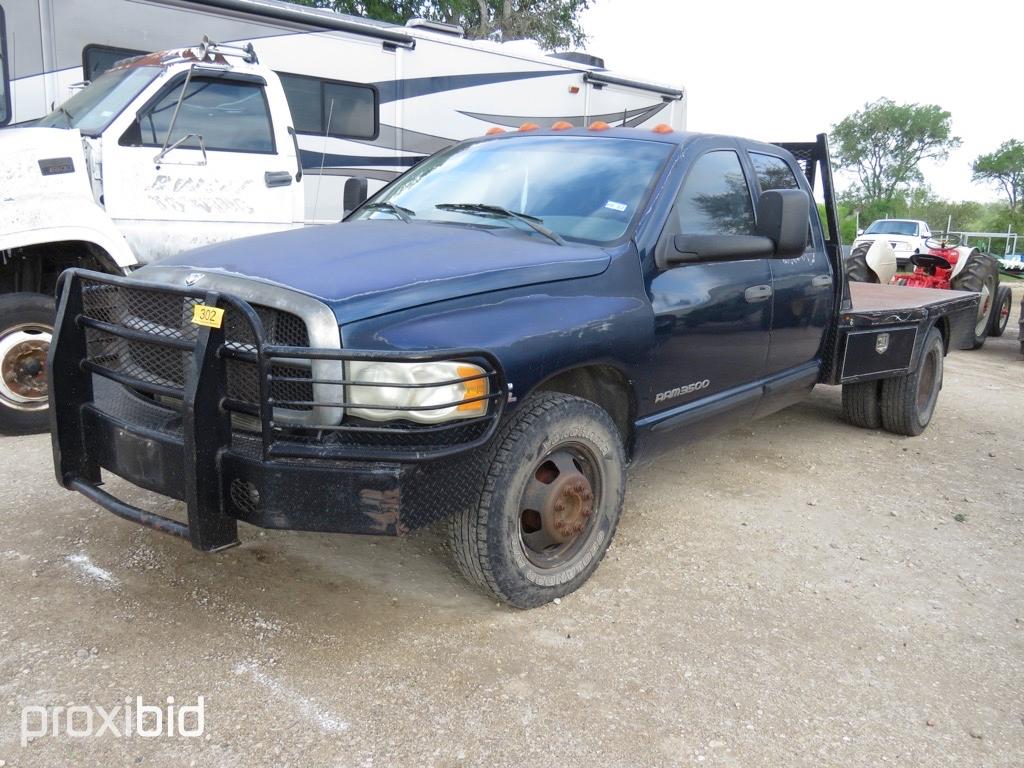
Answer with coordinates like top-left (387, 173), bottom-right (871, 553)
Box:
top-left (137, 220), bottom-right (612, 323)
top-left (0, 128), bottom-right (94, 227)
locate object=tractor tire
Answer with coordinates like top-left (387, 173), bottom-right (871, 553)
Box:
top-left (879, 326), bottom-right (944, 437)
top-left (989, 285), bottom-right (1012, 337)
top-left (841, 379), bottom-right (882, 429)
top-left (950, 249), bottom-right (999, 349)
top-left (0, 293), bottom-right (55, 435)
top-left (447, 392), bottom-right (625, 609)
top-left (845, 242), bottom-right (878, 283)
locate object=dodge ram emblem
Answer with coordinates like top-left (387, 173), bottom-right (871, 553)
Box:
top-left (875, 333), bottom-right (890, 354)
top-left (185, 273), bottom-right (205, 286)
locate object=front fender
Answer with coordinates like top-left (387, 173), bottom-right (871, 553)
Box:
top-left (0, 197), bottom-right (137, 270)
top-left (339, 257), bottom-right (651, 409)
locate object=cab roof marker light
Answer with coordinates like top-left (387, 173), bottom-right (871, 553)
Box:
top-left (518, 123), bottom-right (540, 132)
top-left (550, 121), bottom-right (574, 130)
top-left (485, 127), bottom-right (505, 136)
top-left (588, 121), bottom-right (610, 131)
top-left (652, 123), bottom-right (674, 134)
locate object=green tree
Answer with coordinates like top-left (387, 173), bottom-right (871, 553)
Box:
top-left (285, 0), bottom-right (591, 48)
top-left (972, 139), bottom-right (1024, 211)
top-left (831, 98), bottom-right (960, 204)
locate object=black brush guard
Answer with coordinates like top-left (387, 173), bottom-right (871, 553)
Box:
top-left (49, 269), bottom-right (506, 549)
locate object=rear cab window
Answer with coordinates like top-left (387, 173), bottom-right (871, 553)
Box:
top-left (749, 150), bottom-right (819, 252)
top-left (0, 5), bottom-right (10, 126)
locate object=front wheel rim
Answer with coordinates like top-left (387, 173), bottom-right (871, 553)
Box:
top-left (0, 323), bottom-right (53, 411)
top-left (517, 442), bottom-right (603, 569)
top-left (997, 295), bottom-right (1011, 332)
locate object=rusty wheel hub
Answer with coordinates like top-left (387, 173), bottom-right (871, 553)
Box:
top-left (519, 446), bottom-right (599, 566)
top-left (0, 326), bottom-right (52, 409)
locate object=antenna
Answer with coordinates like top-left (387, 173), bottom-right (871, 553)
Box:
top-left (621, 108), bottom-right (627, 127)
top-left (312, 98), bottom-right (335, 220)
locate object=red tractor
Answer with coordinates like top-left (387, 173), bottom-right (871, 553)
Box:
top-left (848, 235), bottom-right (1011, 349)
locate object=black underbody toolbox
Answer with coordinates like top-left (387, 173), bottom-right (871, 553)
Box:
top-left (49, 270), bottom-right (505, 549)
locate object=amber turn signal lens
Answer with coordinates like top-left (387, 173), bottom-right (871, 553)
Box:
top-left (456, 365), bottom-right (488, 414)
top-left (550, 121), bottom-right (573, 130)
top-left (588, 121), bottom-right (610, 131)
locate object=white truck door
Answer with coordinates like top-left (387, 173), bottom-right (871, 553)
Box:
top-left (101, 71), bottom-right (301, 263)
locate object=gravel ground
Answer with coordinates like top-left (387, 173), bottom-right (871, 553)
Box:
top-left (1, 296), bottom-right (1021, 767)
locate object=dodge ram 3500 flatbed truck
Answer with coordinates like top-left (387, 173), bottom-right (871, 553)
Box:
top-left (49, 129), bottom-right (979, 608)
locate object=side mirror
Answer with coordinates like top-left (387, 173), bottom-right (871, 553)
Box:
top-left (756, 189), bottom-right (808, 258)
top-left (856, 228), bottom-right (865, 236)
top-left (343, 176), bottom-right (368, 217)
top-left (665, 234), bottom-right (775, 267)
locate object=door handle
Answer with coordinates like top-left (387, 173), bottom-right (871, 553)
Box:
top-left (744, 284), bottom-right (773, 303)
top-left (811, 275), bottom-right (833, 288)
top-left (265, 170), bottom-right (294, 188)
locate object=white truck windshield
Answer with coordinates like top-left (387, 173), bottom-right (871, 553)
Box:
top-left (36, 65), bottom-right (160, 136)
top-left (865, 220), bottom-right (919, 236)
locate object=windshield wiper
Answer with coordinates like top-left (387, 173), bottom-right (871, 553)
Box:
top-left (56, 105), bottom-right (74, 127)
top-left (362, 202), bottom-right (415, 223)
top-left (435, 203), bottom-right (565, 246)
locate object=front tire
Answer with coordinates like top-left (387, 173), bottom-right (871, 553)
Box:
top-left (845, 242), bottom-right (879, 283)
top-left (879, 326), bottom-right (944, 436)
top-left (951, 250), bottom-right (999, 349)
top-left (0, 293), bottom-right (55, 435)
top-left (448, 392), bottom-right (625, 608)
top-left (989, 285), bottom-right (1012, 337)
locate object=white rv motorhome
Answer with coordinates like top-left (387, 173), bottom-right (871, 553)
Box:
top-left (0, 0), bottom-right (684, 434)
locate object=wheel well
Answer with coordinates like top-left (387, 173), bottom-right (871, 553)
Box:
top-left (935, 316), bottom-right (950, 353)
top-left (0, 241), bottom-right (119, 295)
top-left (534, 364), bottom-right (634, 451)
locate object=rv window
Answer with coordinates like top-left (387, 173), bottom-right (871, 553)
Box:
top-left (127, 77), bottom-right (275, 154)
top-left (83, 45), bottom-right (147, 81)
top-left (278, 72), bottom-right (377, 140)
top-left (0, 5), bottom-right (9, 125)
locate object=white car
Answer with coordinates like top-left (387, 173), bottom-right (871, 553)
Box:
top-left (852, 219), bottom-right (932, 264)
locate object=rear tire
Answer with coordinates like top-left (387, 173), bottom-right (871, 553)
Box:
top-left (951, 250), bottom-right (999, 349)
top-left (879, 326), bottom-right (944, 436)
top-left (989, 285), bottom-right (1011, 337)
top-left (0, 293), bottom-right (55, 435)
top-left (845, 242), bottom-right (878, 283)
top-left (448, 392), bottom-right (625, 609)
top-left (841, 379), bottom-right (882, 429)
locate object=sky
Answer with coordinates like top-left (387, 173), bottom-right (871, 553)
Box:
top-left (580, 0), bottom-right (1022, 202)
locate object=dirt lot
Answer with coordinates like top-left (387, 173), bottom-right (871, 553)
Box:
top-left (1, 297), bottom-right (1022, 768)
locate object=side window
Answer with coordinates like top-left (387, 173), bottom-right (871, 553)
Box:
top-left (278, 72), bottom-right (378, 139)
top-left (83, 45), bottom-right (146, 81)
top-left (674, 150), bottom-right (755, 235)
top-left (749, 152), bottom-right (800, 191)
top-left (123, 77), bottom-right (274, 153)
top-left (0, 5), bottom-right (9, 126)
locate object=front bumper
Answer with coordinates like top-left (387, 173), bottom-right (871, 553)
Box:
top-left (49, 269), bottom-right (504, 550)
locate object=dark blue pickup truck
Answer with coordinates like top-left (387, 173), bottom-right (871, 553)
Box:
top-left (49, 127), bottom-right (978, 607)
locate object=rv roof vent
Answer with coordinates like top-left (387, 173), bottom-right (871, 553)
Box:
top-left (547, 51), bottom-right (605, 69)
top-left (405, 18), bottom-right (465, 37)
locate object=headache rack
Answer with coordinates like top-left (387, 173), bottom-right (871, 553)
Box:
top-left (51, 269), bottom-right (507, 465)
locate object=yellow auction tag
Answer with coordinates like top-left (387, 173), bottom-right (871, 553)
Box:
top-left (191, 303), bottom-right (225, 328)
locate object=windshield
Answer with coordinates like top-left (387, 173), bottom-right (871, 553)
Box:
top-left (865, 220), bottom-right (919, 236)
top-left (36, 65), bottom-right (160, 136)
top-left (351, 135), bottom-right (673, 244)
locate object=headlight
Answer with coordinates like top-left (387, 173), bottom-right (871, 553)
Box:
top-left (346, 361), bottom-right (489, 423)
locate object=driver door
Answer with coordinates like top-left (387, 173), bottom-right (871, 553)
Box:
top-left (102, 71), bottom-right (300, 262)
